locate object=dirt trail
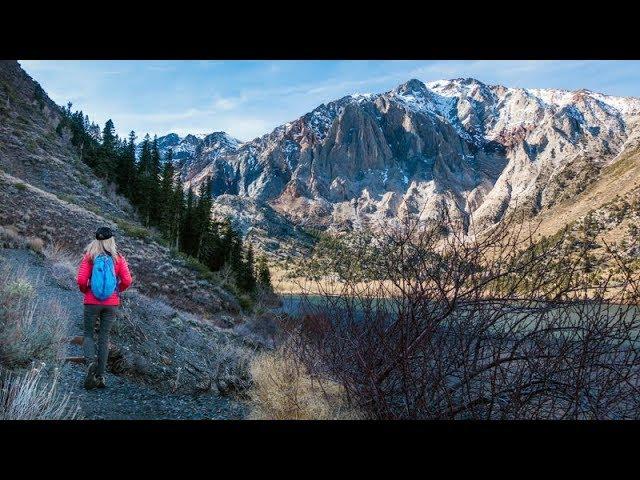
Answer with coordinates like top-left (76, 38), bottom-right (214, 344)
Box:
top-left (0, 248), bottom-right (246, 420)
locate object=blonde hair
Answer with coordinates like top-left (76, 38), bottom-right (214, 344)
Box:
top-left (85, 237), bottom-right (118, 260)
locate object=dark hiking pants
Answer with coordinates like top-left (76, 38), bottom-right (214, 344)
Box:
top-left (83, 305), bottom-right (117, 376)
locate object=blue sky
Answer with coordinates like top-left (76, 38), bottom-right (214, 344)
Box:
top-left (18, 60), bottom-right (640, 142)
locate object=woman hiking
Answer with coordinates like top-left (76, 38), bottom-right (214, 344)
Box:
top-left (76, 227), bottom-right (132, 390)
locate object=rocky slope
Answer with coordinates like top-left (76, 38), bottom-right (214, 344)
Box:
top-left (0, 60), bottom-right (242, 318)
top-left (0, 60), bottom-right (286, 417)
top-left (0, 249), bottom-right (249, 418)
top-left (184, 77), bottom-right (640, 237)
top-left (152, 131), bottom-right (242, 183)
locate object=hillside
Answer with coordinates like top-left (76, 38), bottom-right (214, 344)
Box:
top-left (0, 60), bottom-right (241, 317)
top-left (0, 249), bottom-right (248, 418)
top-left (0, 60), bottom-right (278, 419)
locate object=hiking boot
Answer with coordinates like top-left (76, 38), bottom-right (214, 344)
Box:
top-left (95, 375), bottom-right (106, 389)
top-left (84, 362), bottom-right (98, 390)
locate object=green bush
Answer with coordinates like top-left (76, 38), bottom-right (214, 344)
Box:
top-left (114, 219), bottom-right (150, 240)
top-left (33, 85), bottom-right (45, 111)
top-left (2, 82), bottom-right (16, 103)
top-left (4, 278), bottom-right (34, 298)
top-left (56, 193), bottom-right (76, 204)
top-left (154, 235), bottom-right (170, 248)
top-left (238, 293), bottom-right (255, 312)
top-left (176, 252), bottom-right (217, 280)
top-left (84, 204), bottom-right (103, 216)
top-left (78, 175), bottom-right (92, 188)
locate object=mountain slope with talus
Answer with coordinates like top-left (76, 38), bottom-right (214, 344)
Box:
top-left (0, 60), bottom-right (241, 317)
top-left (0, 60), bottom-right (271, 417)
top-left (183, 77), bottom-right (640, 239)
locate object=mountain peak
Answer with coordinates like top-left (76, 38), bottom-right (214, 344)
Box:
top-left (182, 134), bottom-right (203, 142)
top-left (452, 77), bottom-right (486, 86)
top-left (395, 78), bottom-right (428, 96)
top-left (162, 132), bottom-right (180, 142)
top-left (201, 131), bottom-right (242, 150)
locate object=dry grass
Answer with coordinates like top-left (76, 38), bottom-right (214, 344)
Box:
top-left (42, 241), bottom-right (78, 290)
top-left (43, 241), bottom-right (77, 266)
top-left (248, 342), bottom-right (356, 420)
top-left (0, 265), bottom-right (69, 367)
top-left (0, 225), bottom-right (25, 248)
top-left (0, 366), bottom-right (80, 419)
top-left (523, 148), bottom-right (640, 241)
top-left (0, 225), bottom-right (43, 254)
top-left (26, 236), bottom-right (44, 253)
top-left (211, 338), bottom-right (254, 396)
top-left (270, 266), bottom-right (326, 295)
top-left (270, 264), bottom-right (402, 298)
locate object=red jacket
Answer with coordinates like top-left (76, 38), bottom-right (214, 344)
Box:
top-left (76, 254), bottom-right (132, 305)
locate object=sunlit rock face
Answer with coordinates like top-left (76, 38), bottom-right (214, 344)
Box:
top-left (184, 78), bottom-right (640, 234)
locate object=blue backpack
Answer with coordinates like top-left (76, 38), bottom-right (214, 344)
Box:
top-left (90, 253), bottom-right (117, 300)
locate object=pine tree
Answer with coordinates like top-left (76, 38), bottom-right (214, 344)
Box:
top-left (221, 218), bottom-right (242, 271)
top-left (159, 149), bottom-right (176, 237)
top-left (117, 131), bottom-right (137, 198)
top-left (102, 119), bottom-right (116, 152)
top-left (170, 180), bottom-right (184, 249)
top-left (581, 212), bottom-right (599, 274)
top-left (180, 187), bottom-right (197, 256)
top-left (201, 220), bottom-right (224, 271)
top-left (149, 135), bottom-right (163, 225)
top-left (256, 254), bottom-right (272, 290)
top-left (135, 134), bottom-right (153, 225)
top-left (95, 119), bottom-right (117, 179)
top-left (240, 242), bottom-right (257, 292)
top-left (194, 178), bottom-right (213, 259)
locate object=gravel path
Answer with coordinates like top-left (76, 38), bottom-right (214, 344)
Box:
top-left (1, 248), bottom-right (247, 420)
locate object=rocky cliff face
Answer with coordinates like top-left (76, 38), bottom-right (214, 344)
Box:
top-left (153, 131), bottom-right (242, 183)
top-left (184, 77), bottom-right (640, 235)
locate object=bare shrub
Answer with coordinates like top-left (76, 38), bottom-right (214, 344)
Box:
top-left (0, 366), bottom-right (80, 419)
top-left (288, 212), bottom-right (640, 419)
top-left (248, 340), bottom-right (356, 420)
top-left (26, 236), bottom-right (44, 253)
top-left (43, 242), bottom-right (78, 290)
top-left (43, 241), bottom-right (78, 266)
top-left (0, 266), bottom-right (69, 367)
top-left (233, 313), bottom-right (282, 349)
top-left (0, 225), bottom-right (25, 249)
top-left (212, 338), bottom-right (254, 396)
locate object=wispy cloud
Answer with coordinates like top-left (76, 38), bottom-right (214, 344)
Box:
top-left (213, 95), bottom-right (245, 111)
top-left (19, 60), bottom-right (640, 141)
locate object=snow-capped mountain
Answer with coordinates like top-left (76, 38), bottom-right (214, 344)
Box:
top-left (184, 78), bottom-right (640, 233)
top-left (135, 132), bottom-right (200, 162)
top-left (150, 132), bottom-right (242, 181)
top-left (165, 133), bottom-right (204, 164)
